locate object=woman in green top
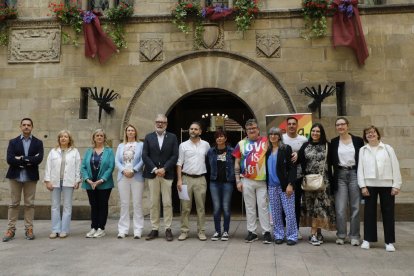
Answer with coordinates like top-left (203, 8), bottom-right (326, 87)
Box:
top-left (81, 129), bottom-right (115, 238)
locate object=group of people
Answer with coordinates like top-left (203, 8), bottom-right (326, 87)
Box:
top-left (2, 116), bottom-right (402, 252)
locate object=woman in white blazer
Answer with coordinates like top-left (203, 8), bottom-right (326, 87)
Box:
top-left (44, 130), bottom-right (81, 239)
top-left (115, 124), bottom-right (144, 239)
top-left (357, 125), bottom-right (402, 252)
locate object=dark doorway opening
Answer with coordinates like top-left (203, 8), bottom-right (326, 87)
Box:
top-left (166, 89), bottom-right (255, 215)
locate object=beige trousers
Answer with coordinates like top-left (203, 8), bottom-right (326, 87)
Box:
top-left (8, 179), bottom-right (37, 230)
top-left (148, 176), bottom-right (173, 231)
top-left (180, 175), bottom-right (206, 233)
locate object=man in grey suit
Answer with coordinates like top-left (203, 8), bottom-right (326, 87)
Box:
top-left (143, 114), bottom-right (178, 241)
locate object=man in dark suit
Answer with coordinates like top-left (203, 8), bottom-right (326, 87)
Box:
top-left (3, 118), bottom-right (44, 242)
top-left (143, 114), bottom-right (178, 241)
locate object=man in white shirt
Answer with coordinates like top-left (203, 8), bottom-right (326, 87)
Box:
top-left (176, 122), bottom-right (210, 241)
top-left (282, 116), bottom-right (308, 239)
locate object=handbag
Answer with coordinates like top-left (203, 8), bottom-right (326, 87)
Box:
top-left (302, 143), bottom-right (328, 191)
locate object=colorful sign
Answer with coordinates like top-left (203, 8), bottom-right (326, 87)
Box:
top-left (265, 113), bottom-right (313, 139)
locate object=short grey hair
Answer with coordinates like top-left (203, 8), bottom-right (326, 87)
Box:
top-left (268, 127), bottom-right (284, 146)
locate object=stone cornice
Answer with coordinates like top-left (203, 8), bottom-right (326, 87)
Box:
top-left (6, 4), bottom-right (414, 25)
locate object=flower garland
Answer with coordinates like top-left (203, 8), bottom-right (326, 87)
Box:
top-left (0, 4), bottom-right (18, 46)
top-left (172, 0), bottom-right (259, 35)
top-left (49, 1), bottom-right (133, 48)
top-left (301, 0), bottom-right (334, 39)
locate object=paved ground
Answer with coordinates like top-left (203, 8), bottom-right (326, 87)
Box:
top-left (0, 218), bottom-right (413, 276)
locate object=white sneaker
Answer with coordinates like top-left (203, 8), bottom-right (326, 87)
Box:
top-left (221, 232), bottom-right (229, 241)
top-left (385, 243), bottom-right (395, 252)
top-left (336, 238), bottom-right (345, 245)
top-left (85, 229), bottom-right (96, 238)
top-left (117, 233), bottom-right (126, 239)
top-left (361, 240), bottom-right (370, 250)
top-left (93, 228), bottom-right (106, 238)
top-left (351, 239), bottom-right (360, 246)
top-left (211, 232), bottom-right (220, 241)
top-left (297, 230), bottom-right (303, 240)
top-left (309, 235), bottom-right (320, 246)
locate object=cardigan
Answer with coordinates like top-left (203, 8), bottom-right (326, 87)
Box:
top-left (265, 144), bottom-right (296, 192)
top-left (81, 147), bottom-right (115, 190)
top-left (329, 134), bottom-right (364, 192)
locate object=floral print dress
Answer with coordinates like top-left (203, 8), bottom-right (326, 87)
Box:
top-left (301, 143), bottom-right (336, 230)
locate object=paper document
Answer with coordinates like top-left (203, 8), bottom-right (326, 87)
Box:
top-left (178, 184), bottom-right (190, 200)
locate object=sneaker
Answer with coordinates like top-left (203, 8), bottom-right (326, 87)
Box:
top-left (93, 228), bottom-right (105, 238)
top-left (245, 231), bottom-right (258, 243)
top-left (3, 229), bottom-right (15, 242)
top-left (59, 232), bottom-right (68, 239)
top-left (263, 232), bottom-right (272, 244)
top-left (86, 229), bottom-right (96, 238)
top-left (385, 243), bottom-right (396, 252)
top-left (297, 230), bottom-right (303, 240)
top-left (351, 239), bottom-right (360, 246)
top-left (117, 233), bottom-right (126, 239)
top-left (336, 238), bottom-right (345, 245)
top-left (211, 232), bottom-right (221, 241)
top-left (178, 232), bottom-right (188, 241)
top-left (221, 232), bottom-right (229, 241)
top-left (361, 240), bottom-right (370, 250)
top-left (134, 235), bottom-right (141, 239)
top-left (25, 228), bottom-right (35, 240)
top-left (198, 231), bottom-right (207, 241)
top-left (317, 233), bottom-right (324, 244)
top-left (287, 240), bottom-right (297, 246)
top-left (49, 232), bottom-right (58, 239)
top-left (309, 235), bottom-right (320, 246)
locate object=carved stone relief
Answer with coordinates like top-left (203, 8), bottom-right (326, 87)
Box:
top-left (256, 33), bottom-right (281, 58)
top-left (198, 22), bottom-right (224, 50)
top-left (139, 39), bottom-right (163, 62)
top-left (8, 23), bottom-right (61, 63)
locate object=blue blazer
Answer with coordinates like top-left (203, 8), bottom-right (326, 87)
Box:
top-left (6, 135), bottom-right (44, 181)
top-left (81, 147), bottom-right (115, 190)
top-left (115, 141), bottom-right (144, 182)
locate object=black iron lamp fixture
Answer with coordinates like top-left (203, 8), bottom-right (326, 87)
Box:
top-left (300, 84), bottom-right (336, 118)
top-left (88, 87), bottom-right (121, 123)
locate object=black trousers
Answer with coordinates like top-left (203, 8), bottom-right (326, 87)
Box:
top-left (87, 188), bottom-right (112, 230)
top-left (363, 187), bottom-right (395, 244)
top-left (294, 177), bottom-right (303, 229)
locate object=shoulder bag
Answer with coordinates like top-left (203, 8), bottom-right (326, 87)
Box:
top-left (302, 143), bottom-right (328, 191)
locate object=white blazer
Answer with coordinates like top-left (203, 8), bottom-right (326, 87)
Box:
top-left (357, 142), bottom-right (402, 189)
top-left (44, 147), bottom-right (81, 187)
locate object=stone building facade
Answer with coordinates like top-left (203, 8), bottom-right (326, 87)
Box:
top-left (0, 0), bottom-right (413, 218)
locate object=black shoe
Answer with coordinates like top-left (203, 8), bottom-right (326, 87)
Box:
top-left (165, 228), bottom-right (173, 242)
top-left (287, 240), bottom-right (297, 246)
top-left (245, 231), bottom-right (258, 243)
top-left (317, 233), bottom-right (324, 244)
top-left (263, 232), bottom-right (272, 244)
top-left (145, 230), bottom-right (159, 241)
top-left (275, 239), bottom-right (284, 245)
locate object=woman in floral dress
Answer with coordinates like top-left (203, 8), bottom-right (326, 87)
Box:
top-left (298, 123), bottom-right (336, 246)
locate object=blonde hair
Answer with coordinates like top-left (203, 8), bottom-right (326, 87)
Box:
top-left (92, 128), bottom-right (107, 147)
top-left (123, 124), bottom-right (138, 143)
top-left (56, 129), bottom-right (74, 148)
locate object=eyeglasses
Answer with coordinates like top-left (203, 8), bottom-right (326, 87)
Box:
top-left (155, 121), bottom-right (167, 124)
top-left (335, 123), bottom-right (347, 127)
top-left (246, 127), bottom-right (257, 132)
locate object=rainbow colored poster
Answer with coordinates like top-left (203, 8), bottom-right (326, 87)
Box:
top-left (265, 113), bottom-right (313, 139)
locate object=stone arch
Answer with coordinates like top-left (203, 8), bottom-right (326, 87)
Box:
top-left (122, 50), bottom-right (296, 137)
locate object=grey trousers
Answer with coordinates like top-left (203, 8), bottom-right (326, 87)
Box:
top-left (334, 169), bottom-right (361, 239)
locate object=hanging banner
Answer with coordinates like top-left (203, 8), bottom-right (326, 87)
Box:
top-left (265, 113), bottom-right (313, 139)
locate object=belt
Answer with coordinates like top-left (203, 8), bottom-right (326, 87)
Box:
top-left (182, 173), bottom-right (204, 178)
top-left (338, 165), bottom-right (356, 170)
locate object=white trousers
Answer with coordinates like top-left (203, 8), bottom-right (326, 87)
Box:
top-left (117, 177), bottom-right (144, 236)
top-left (242, 178), bottom-right (271, 234)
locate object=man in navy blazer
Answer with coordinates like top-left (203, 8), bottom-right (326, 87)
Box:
top-left (3, 118), bottom-right (44, 242)
top-left (143, 114), bottom-right (178, 241)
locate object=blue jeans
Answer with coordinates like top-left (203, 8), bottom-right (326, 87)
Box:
top-left (335, 169), bottom-right (361, 239)
top-left (51, 186), bottom-right (74, 234)
top-left (209, 182), bottom-right (233, 233)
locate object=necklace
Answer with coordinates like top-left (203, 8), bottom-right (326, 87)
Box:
top-left (92, 151), bottom-right (103, 170)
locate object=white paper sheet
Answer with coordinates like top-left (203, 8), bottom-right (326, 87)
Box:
top-left (178, 184), bottom-right (190, 200)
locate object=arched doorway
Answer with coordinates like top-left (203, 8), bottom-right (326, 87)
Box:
top-left (167, 89), bottom-right (254, 214)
